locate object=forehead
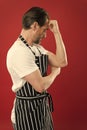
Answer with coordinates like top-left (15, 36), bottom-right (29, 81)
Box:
top-left (42, 19), bottom-right (49, 29)
top-left (45, 19), bottom-right (50, 25)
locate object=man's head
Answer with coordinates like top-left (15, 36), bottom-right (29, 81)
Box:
top-left (22, 7), bottom-right (49, 29)
top-left (22, 7), bottom-right (50, 44)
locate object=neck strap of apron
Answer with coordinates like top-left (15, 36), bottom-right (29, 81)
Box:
top-left (19, 35), bottom-right (42, 56)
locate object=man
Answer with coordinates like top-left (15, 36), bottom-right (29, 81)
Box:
top-left (6, 7), bottom-right (68, 130)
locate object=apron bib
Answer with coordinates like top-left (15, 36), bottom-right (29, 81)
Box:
top-left (15, 35), bottom-right (54, 130)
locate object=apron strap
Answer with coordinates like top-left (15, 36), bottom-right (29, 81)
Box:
top-left (19, 35), bottom-right (42, 56)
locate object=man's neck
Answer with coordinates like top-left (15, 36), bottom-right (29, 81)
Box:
top-left (20, 29), bottom-right (34, 46)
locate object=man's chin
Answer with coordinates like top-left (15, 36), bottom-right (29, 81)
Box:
top-left (34, 42), bottom-right (40, 44)
top-left (34, 40), bottom-right (41, 44)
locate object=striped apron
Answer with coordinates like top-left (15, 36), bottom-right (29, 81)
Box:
top-left (15, 35), bottom-right (54, 130)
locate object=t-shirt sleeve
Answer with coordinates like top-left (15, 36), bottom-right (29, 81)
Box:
top-left (12, 49), bottom-right (39, 78)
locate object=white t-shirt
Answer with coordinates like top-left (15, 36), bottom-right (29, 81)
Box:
top-left (6, 39), bottom-right (48, 123)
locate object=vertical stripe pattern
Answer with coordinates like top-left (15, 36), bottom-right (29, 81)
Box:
top-left (15, 46), bottom-right (54, 130)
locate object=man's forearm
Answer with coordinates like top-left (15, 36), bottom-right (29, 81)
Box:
top-left (54, 31), bottom-right (68, 66)
top-left (42, 67), bottom-right (61, 91)
top-left (49, 20), bottom-right (68, 67)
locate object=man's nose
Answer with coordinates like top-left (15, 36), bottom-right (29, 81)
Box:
top-left (43, 32), bottom-right (47, 38)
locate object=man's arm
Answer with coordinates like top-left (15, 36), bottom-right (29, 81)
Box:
top-left (23, 68), bottom-right (60, 93)
top-left (47, 20), bottom-right (68, 68)
top-left (23, 20), bottom-right (67, 93)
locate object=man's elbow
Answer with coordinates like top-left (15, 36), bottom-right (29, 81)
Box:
top-left (34, 86), bottom-right (44, 93)
top-left (34, 82), bottom-right (46, 93)
top-left (36, 87), bottom-right (45, 93)
top-left (60, 60), bottom-right (68, 67)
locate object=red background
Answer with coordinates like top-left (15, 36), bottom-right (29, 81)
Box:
top-left (0, 0), bottom-right (87, 130)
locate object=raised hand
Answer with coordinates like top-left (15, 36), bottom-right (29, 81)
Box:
top-left (49, 20), bottom-right (59, 33)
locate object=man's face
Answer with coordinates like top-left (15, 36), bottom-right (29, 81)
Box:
top-left (34, 19), bottom-right (49, 44)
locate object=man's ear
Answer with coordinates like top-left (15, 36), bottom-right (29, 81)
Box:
top-left (31, 22), bottom-right (40, 31)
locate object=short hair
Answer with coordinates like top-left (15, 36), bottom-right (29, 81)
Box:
top-left (22, 7), bottom-right (49, 29)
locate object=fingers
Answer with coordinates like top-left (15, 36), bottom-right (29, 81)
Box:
top-left (49, 20), bottom-right (57, 26)
top-left (49, 20), bottom-right (59, 33)
top-left (51, 67), bottom-right (61, 76)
